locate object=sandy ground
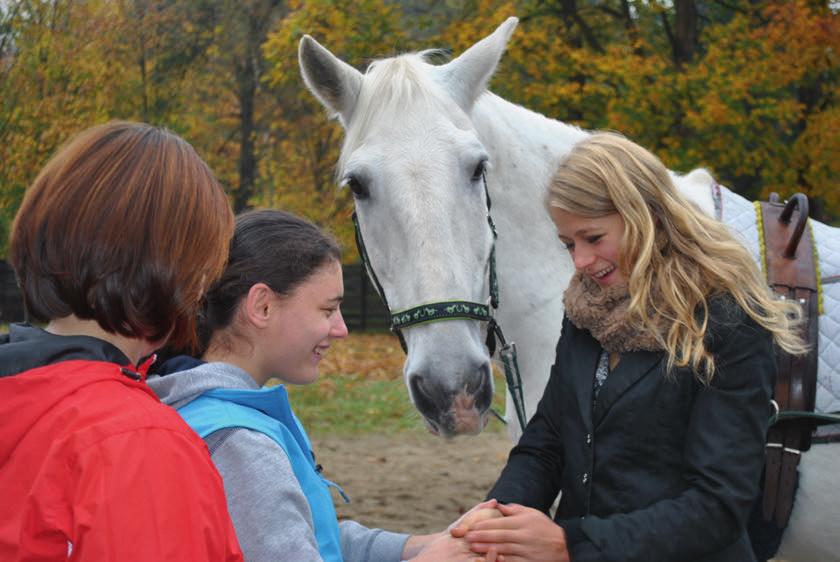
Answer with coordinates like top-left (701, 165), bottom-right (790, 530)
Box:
top-left (312, 430), bottom-right (513, 535)
top-left (309, 428), bottom-right (795, 561)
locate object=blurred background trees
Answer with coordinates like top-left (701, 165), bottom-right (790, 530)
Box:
top-left (2, 0), bottom-right (838, 258)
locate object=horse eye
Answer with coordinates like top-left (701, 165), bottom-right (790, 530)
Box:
top-left (471, 160), bottom-right (487, 182)
top-left (343, 176), bottom-right (369, 199)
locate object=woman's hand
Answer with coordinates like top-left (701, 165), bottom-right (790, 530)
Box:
top-left (462, 503), bottom-right (569, 562)
top-left (411, 533), bottom-right (501, 562)
top-left (403, 499), bottom-right (502, 559)
top-left (449, 499), bottom-right (502, 535)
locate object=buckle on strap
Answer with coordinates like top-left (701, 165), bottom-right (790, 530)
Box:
top-left (497, 338), bottom-right (527, 433)
top-left (499, 342), bottom-right (521, 391)
top-left (769, 399), bottom-right (780, 424)
top-left (765, 442), bottom-right (802, 456)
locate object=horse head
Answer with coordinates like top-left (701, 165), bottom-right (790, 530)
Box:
top-left (299, 18), bottom-right (520, 437)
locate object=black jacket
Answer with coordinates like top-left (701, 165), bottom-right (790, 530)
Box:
top-left (488, 297), bottom-right (775, 562)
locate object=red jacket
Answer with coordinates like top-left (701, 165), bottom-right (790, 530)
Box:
top-left (0, 325), bottom-right (243, 561)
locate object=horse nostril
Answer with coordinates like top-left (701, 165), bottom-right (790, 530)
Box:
top-left (409, 374), bottom-right (439, 418)
top-left (462, 363), bottom-right (493, 411)
top-left (465, 369), bottom-right (483, 395)
top-left (473, 363), bottom-right (493, 412)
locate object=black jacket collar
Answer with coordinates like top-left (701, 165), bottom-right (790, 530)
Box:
top-left (568, 322), bottom-right (663, 428)
top-left (593, 350), bottom-right (663, 427)
top-left (0, 323), bottom-right (133, 378)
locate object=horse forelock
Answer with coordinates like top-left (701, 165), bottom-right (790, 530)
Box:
top-left (338, 53), bottom-right (470, 176)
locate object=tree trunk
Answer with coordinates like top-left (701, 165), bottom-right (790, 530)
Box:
top-left (672, 0), bottom-right (697, 68)
top-left (234, 55), bottom-right (257, 213)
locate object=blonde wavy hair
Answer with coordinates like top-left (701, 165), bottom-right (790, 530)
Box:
top-left (549, 132), bottom-right (806, 381)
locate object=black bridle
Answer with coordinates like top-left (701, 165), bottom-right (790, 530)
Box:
top-left (352, 174), bottom-right (527, 432)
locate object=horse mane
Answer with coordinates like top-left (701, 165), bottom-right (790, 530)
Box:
top-left (338, 52), bottom-right (470, 176)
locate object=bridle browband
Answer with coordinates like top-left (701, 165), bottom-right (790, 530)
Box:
top-left (351, 173), bottom-right (527, 432)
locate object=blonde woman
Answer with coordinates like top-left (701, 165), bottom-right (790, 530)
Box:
top-left (458, 133), bottom-right (805, 562)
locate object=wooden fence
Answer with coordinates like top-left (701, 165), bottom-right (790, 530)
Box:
top-left (0, 261), bottom-right (391, 331)
top-left (0, 261), bottom-right (24, 324)
top-left (341, 262), bottom-right (391, 331)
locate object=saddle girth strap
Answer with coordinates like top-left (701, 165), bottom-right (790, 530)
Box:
top-left (757, 194), bottom-right (820, 529)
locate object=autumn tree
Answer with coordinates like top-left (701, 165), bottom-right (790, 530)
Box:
top-left (676, 1), bottom-right (840, 217)
top-left (435, 0), bottom-right (839, 220)
top-left (1, 0), bottom-right (837, 259)
top-left (0, 0), bottom-right (230, 254)
top-left (0, 0), bottom-right (128, 254)
top-left (260, 0), bottom-right (407, 258)
top-left (119, 0), bottom-right (218, 126)
top-left (203, 0), bottom-right (287, 212)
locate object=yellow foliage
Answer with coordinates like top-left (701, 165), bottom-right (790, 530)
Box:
top-left (2, 0), bottom-right (839, 260)
top-left (257, 0), bottom-right (406, 260)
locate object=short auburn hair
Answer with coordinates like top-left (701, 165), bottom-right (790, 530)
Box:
top-left (10, 121), bottom-right (234, 350)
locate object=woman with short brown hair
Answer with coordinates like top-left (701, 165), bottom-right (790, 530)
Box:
top-left (0, 121), bottom-right (243, 561)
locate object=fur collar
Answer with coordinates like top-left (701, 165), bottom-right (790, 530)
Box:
top-left (563, 273), bottom-right (663, 353)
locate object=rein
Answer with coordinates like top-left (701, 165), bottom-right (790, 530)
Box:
top-left (351, 174), bottom-right (528, 433)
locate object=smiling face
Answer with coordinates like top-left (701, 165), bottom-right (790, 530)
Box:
top-left (550, 208), bottom-right (626, 287)
top-left (260, 260), bottom-right (348, 385)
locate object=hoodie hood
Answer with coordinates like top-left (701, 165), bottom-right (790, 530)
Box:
top-left (0, 324), bottom-right (156, 465)
top-left (153, 354), bottom-right (204, 376)
top-left (147, 360), bottom-right (260, 410)
top-left (0, 323), bottom-right (135, 378)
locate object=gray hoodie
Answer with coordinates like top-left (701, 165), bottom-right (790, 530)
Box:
top-left (148, 362), bottom-right (408, 562)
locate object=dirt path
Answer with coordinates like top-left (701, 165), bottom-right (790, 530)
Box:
top-left (312, 430), bottom-right (513, 535)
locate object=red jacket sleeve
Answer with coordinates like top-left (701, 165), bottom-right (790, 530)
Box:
top-left (68, 428), bottom-right (243, 562)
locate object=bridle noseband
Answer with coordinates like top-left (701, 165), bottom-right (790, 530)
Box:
top-left (352, 174), bottom-right (527, 432)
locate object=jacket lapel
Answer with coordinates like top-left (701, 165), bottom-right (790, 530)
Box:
top-left (593, 349), bottom-right (663, 427)
top-left (570, 327), bottom-right (603, 426)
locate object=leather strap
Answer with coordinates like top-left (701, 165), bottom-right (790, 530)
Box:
top-left (758, 195), bottom-right (820, 529)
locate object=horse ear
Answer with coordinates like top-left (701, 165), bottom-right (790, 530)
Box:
top-left (299, 35), bottom-right (363, 125)
top-left (437, 17), bottom-right (518, 111)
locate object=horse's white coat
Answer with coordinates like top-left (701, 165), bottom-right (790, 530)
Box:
top-left (299, 17), bottom-right (837, 561)
top-left (772, 444), bottom-right (840, 561)
top-left (468, 91), bottom-right (587, 436)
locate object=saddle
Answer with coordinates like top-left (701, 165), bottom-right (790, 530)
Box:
top-left (757, 193), bottom-right (820, 530)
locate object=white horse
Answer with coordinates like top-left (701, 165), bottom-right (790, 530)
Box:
top-left (299, 17), bottom-right (839, 562)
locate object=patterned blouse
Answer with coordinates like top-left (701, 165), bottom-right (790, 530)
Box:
top-left (593, 350), bottom-right (610, 404)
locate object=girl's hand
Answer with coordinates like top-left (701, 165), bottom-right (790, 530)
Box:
top-left (411, 533), bottom-right (501, 562)
top-left (406, 500), bottom-right (503, 560)
top-left (463, 503), bottom-right (569, 562)
top-left (449, 499), bottom-right (501, 535)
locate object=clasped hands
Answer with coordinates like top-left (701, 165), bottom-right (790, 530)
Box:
top-left (410, 499), bottom-right (569, 562)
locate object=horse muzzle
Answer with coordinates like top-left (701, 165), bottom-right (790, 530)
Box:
top-left (408, 361), bottom-right (493, 437)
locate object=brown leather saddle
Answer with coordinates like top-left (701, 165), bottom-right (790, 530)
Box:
top-left (757, 193), bottom-right (820, 529)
